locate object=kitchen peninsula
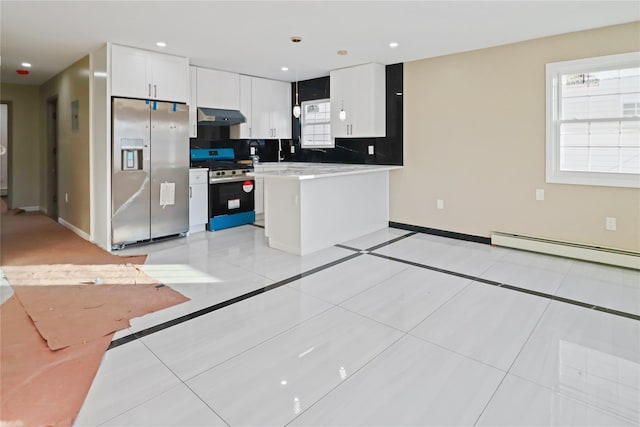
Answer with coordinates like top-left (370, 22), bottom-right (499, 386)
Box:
top-left (250, 163), bottom-right (401, 255)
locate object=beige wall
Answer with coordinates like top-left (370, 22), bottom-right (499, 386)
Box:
top-left (393, 22), bottom-right (640, 252)
top-left (40, 55), bottom-right (91, 234)
top-left (0, 83), bottom-right (41, 210)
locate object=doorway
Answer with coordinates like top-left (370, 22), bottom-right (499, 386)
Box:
top-left (0, 102), bottom-right (10, 211)
top-left (46, 97), bottom-right (59, 220)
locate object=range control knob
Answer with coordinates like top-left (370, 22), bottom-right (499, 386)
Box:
top-left (232, 171), bottom-right (236, 175)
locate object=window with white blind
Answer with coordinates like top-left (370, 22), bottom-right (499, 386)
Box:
top-left (301, 99), bottom-right (333, 148)
top-left (546, 52), bottom-right (640, 188)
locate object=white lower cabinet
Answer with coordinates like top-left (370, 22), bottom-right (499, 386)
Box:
top-left (254, 177), bottom-right (264, 214)
top-left (189, 168), bottom-right (209, 233)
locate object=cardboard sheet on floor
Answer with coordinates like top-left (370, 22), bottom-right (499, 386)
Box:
top-left (0, 295), bottom-right (113, 427)
top-left (2, 264), bottom-right (158, 286)
top-left (11, 282), bottom-right (189, 350)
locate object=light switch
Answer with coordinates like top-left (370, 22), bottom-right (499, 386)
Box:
top-left (291, 146), bottom-right (295, 154)
top-left (536, 189), bottom-right (544, 201)
top-left (250, 147), bottom-right (256, 155)
top-left (368, 145), bottom-right (375, 155)
top-left (437, 199), bottom-right (444, 210)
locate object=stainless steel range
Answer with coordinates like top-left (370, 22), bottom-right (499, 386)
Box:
top-left (190, 148), bottom-right (255, 230)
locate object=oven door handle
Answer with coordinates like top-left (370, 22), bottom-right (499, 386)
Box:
top-left (209, 176), bottom-right (254, 184)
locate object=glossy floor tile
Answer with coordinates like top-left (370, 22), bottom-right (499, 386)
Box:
top-left (340, 227), bottom-right (410, 250)
top-left (556, 261), bottom-right (640, 315)
top-left (141, 286), bottom-right (332, 381)
top-left (101, 383), bottom-right (226, 426)
top-left (411, 283), bottom-right (550, 371)
top-left (481, 259), bottom-right (569, 294)
top-left (510, 302), bottom-right (640, 424)
top-left (477, 373), bottom-right (636, 426)
top-left (340, 265), bottom-right (472, 331)
top-left (74, 340), bottom-right (182, 426)
top-left (290, 334), bottom-right (505, 426)
top-left (187, 306), bottom-right (403, 426)
top-left (64, 226), bottom-right (639, 426)
top-left (288, 254), bottom-right (409, 305)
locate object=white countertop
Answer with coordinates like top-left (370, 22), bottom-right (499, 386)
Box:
top-left (248, 162), bottom-right (401, 180)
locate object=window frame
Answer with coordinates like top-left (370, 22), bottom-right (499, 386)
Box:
top-left (300, 98), bottom-right (334, 149)
top-left (545, 51), bottom-right (640, 188)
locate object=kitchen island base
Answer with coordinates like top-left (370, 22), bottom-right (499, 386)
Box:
top-left (264, 170), bottom-right (390, 256)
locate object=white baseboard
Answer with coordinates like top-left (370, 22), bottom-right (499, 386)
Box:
top-left (58, 217), bottom-right (90, 241)
top-left (491, 232), bottom-right (640, 270)
top-left (20, 205), bottom-right (40, 212)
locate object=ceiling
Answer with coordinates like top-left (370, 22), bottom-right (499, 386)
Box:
top-left (2, 1), bottom-right (639, 85)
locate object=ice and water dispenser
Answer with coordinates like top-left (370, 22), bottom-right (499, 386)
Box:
top-left (120, 138), bottom-right (144, 170)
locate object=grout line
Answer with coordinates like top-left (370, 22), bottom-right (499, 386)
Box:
top-left (110, 231), bottom-right (638, 352)
top-left (365, 231), bottom-right (417, 252)
top-left (107, 252), bottom-right (363, 351)
top-left (284, 332), bottom-right (408, 426)
top-left (334, 244), bottom-right (360, 252)
top-left (367, 252), bottom-right (640, 322)
top-left (472, 300), bottom-right (552, 426)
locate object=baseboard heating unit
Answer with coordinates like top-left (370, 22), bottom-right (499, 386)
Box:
top-left (491, 232), bottom-right (640, 270)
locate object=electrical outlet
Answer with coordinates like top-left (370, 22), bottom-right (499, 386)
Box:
top-left (437, 199), bottom-right (444, 210)
top-left (536, 189), bottom-right (545, 201)
top-left (250, 147), bottom-right (256, 155)
top-left (65, 193), bottom-right (68, 203)
top-left (290, 146), bottom-right (295, 154)
top-left (605, 217), bottom-right (617, 231)
top-left (368, 145), bottom-right (374, 155)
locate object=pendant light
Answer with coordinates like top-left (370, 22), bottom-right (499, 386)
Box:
top-left (293, 79), bottom-right (301, 118)
top-left (291, 36), bottom-right (302, 119)
top-left (339, 100), bottom-right (346, 121)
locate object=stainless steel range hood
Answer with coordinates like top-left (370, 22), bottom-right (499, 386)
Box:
top-left (197, 107), bottom-right (246, 126)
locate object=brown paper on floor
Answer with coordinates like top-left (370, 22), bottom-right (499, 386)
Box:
top-left (0, 295), bottom-right (113, 427)
top-left (2, 264), bottom-right (159, 286)
top-left (0, 213), bottom-right (146, 266)
top-left (11, 283), bottom-right (189, 350)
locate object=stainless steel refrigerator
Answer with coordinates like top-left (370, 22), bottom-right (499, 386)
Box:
top-left (111, 98), bottom-right (189, 249)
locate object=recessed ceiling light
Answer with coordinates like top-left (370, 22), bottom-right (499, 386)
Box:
top-left (156, 41), bottom-right (167, 47)
top-left (21, 62), bottom-right (32, 67)
top-left (281, 66), bottom-right (289, 71)
top-left (337, 50), bottom-right (348, 56)
top-left (389, 42), bottom-right (399, 48)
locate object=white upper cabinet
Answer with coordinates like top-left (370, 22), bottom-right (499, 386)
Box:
top-left (196, 67), bottom-right (240, 110)
top-left (111, 44), bottom-right (188, 103)
top-left (231, 76), bottom-right (291, 139)
top-left (232, 75), bottom-right (253, 139)
top-left (250, 77), bottom-right (291, 139)
top-left (330, 63), bottom-right (386, 138)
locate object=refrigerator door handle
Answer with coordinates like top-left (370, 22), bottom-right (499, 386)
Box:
top-left (148, 84), bottom-right (151, 97)
top-left (154, 84), bottom-right (157, 98)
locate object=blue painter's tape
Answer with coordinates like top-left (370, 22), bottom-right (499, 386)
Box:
top-left (208, 211), bottom-right (256, 231)
top-left (152, 101), bottom-right (157, 111)
top-left (145, 100), bottom-right (150, 105)
top-left (172, 103), bottom-right (177, 112)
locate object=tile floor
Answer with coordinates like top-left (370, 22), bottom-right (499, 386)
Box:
top-left (3, 225), bottom-right (638, 426)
